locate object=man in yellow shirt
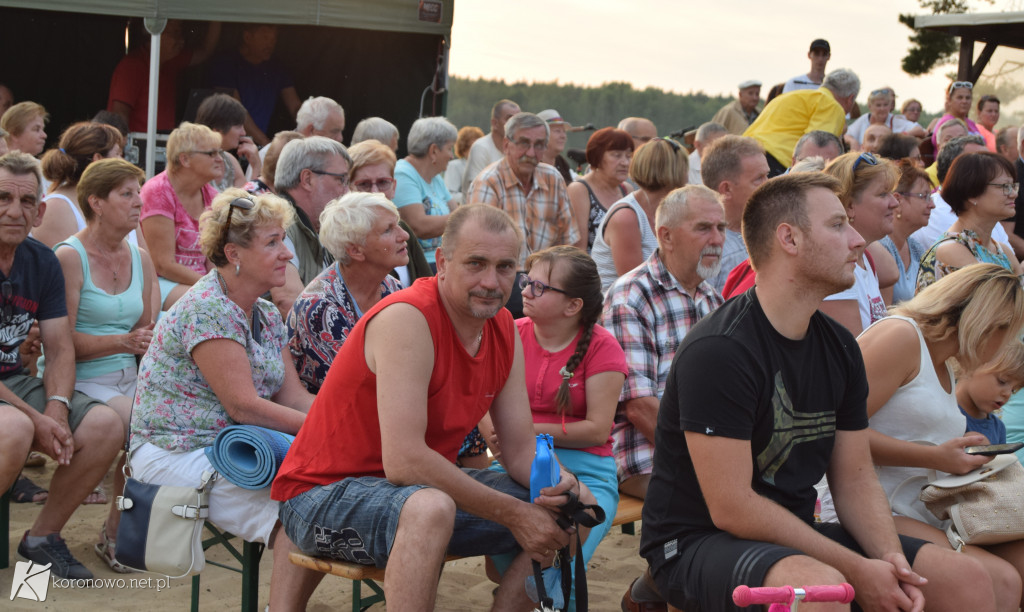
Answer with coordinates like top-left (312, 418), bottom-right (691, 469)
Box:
top-left (744, 68), bottom-right (859, 177)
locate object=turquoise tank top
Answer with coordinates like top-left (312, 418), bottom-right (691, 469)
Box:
top-left (56, 237), bottom-right (145, 379)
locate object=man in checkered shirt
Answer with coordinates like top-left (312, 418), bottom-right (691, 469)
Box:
top-left (467, 111), bottom-right (582, 317)
top-left (601, 185), bottom-right (726, 499)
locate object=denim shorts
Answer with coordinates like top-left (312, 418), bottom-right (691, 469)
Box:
top-left (279, 468), bottom-right (531, 567)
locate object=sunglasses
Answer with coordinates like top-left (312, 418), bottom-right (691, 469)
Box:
top-left (871, 88), bottom-right (893, 97)
top-left (852, 152), bottom-right (879, 173)
top-left (948, 81), bottom-right (973, 95)
top-left (518, 275), bottom-right (567, 298)
top-left (220, 196), bottom-right (254, 248)
top-left (191, 149), bottom-right (223, 158)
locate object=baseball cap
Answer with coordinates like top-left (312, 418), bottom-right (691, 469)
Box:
top-left (538, 109), bottom-right (569, 126)
top-left (810, 39), bottom-right (830, 53)
top-left (738, 79), bottom-right (762, 90)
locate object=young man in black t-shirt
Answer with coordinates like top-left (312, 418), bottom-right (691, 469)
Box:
top-left (0, 153), bottom-right (122, 580)
top-left (626, 172), bottom-right (1000, 612)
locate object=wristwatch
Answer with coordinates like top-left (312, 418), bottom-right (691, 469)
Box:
top-left (47, 395), bottom-right (71, 410)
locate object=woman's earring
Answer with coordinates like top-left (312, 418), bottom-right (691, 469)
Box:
top-left (235, 263), bottom-right (240, 276)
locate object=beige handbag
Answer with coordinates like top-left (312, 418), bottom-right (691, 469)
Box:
top-left (919, 454), bottom-right (1024, 551)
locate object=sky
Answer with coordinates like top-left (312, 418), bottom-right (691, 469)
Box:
top-left (447, 0), bottom-right (1022, 115)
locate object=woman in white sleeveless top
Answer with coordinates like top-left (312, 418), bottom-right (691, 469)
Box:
top-left (862, 264), bottom-right (1024, 610)
top-left (35, 122), bottom-right (127, 248)
top-left (591, 137), bottom-right (688, 291)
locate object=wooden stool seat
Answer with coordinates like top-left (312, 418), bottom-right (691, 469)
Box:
top-left (291, 493), bottom-right (646, 610)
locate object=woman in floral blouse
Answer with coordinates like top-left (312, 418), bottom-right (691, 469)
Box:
top-left (917, 151), bottom-right (1020, 292)
top-left (129, 189), bottom-right (322, 609)
top-left (286, 191), bottom-right (408, 393)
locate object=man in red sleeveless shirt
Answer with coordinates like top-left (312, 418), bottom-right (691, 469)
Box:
top-left (273, 205), bottom-right (588, 609)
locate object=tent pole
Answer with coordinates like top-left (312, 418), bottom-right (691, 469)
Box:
top-left (143, 18), bottom-right (167, 179)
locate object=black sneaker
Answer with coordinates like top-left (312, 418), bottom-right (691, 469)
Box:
top-left (17, 531), bottom-right (94, 580)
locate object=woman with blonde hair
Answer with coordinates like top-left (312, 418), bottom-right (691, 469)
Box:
top-left (130, 188), bottom-right (323, 609)
top-left (347, 139), bottom-right (431, 285)
top-left (856, 264), bottom-right (1024, 610)
top-left (590, 137), bottom-right (688, 290)
top-left (35, 122), bottom-right (127, 247)
top-left (1, 101), bottom-right (47, 156)
top-left (444, 125), bottom-right (484, 204)
top-left (846, 87), bottom-right (925, 147)
top-left (820, 151), bottom-right (900, 336)
top-left (141, 121), bottom-right (223, 309)
top-left (901, 98), bottom-right (923, 124)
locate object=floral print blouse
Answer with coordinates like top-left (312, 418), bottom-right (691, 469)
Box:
top-left (916, 229), bottom-right (1014, 294)
top-left (286, 263), bottom-right (403, 393)
top-left (130, 271), bottom-right (287, 451)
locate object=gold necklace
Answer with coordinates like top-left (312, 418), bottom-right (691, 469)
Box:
top-left (91, 241), bottom-right (124, 284)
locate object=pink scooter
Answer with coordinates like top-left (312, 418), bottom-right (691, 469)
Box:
top-left (733, 583), bottom-right (855, 611)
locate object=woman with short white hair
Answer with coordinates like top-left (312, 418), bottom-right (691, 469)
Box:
top-left (287, 192), bottom-right (409, 393)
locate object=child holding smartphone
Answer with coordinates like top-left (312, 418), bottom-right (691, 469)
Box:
top-left (957, 340), bottom-right (1024, 444)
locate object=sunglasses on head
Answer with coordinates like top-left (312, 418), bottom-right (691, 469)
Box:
top-left (948, 81), bottom-right (973, 95)
top-left (852, 152), bottom-right (879, 173)
top-left (220, 196), bottom-right (255, 248)
top-left (659, 137), bottom-right (681, 153)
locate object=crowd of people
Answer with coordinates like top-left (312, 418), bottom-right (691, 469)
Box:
top-left (4, 27), bottom-right (1024, 612)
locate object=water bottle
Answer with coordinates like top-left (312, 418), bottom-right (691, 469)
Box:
top-left (530, 433), bottom-right (560, 501)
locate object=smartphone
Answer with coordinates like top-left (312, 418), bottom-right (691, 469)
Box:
top-left (965, 442), bottom-right (1024, 456)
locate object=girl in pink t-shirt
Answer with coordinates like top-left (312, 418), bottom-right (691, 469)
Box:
top-left (518, 245), bottom-right (627, 566)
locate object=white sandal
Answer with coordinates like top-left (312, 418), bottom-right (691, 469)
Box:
top-left (94, 525), bottom-right (134, 574)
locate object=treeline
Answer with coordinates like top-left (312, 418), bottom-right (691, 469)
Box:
top-left (445, 76), bottom-right (732, 150)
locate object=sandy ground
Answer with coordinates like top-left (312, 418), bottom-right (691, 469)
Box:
top-left (3, 459), bottom-right (649, 611)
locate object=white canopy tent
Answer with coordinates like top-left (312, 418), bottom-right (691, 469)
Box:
top-left (0, 0), bottom-right (454, 175)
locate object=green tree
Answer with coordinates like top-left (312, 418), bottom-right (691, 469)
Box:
top-left (899, 0), bottom-right (993, 76)
top-left (446, 76), bottom-right (732, 152)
